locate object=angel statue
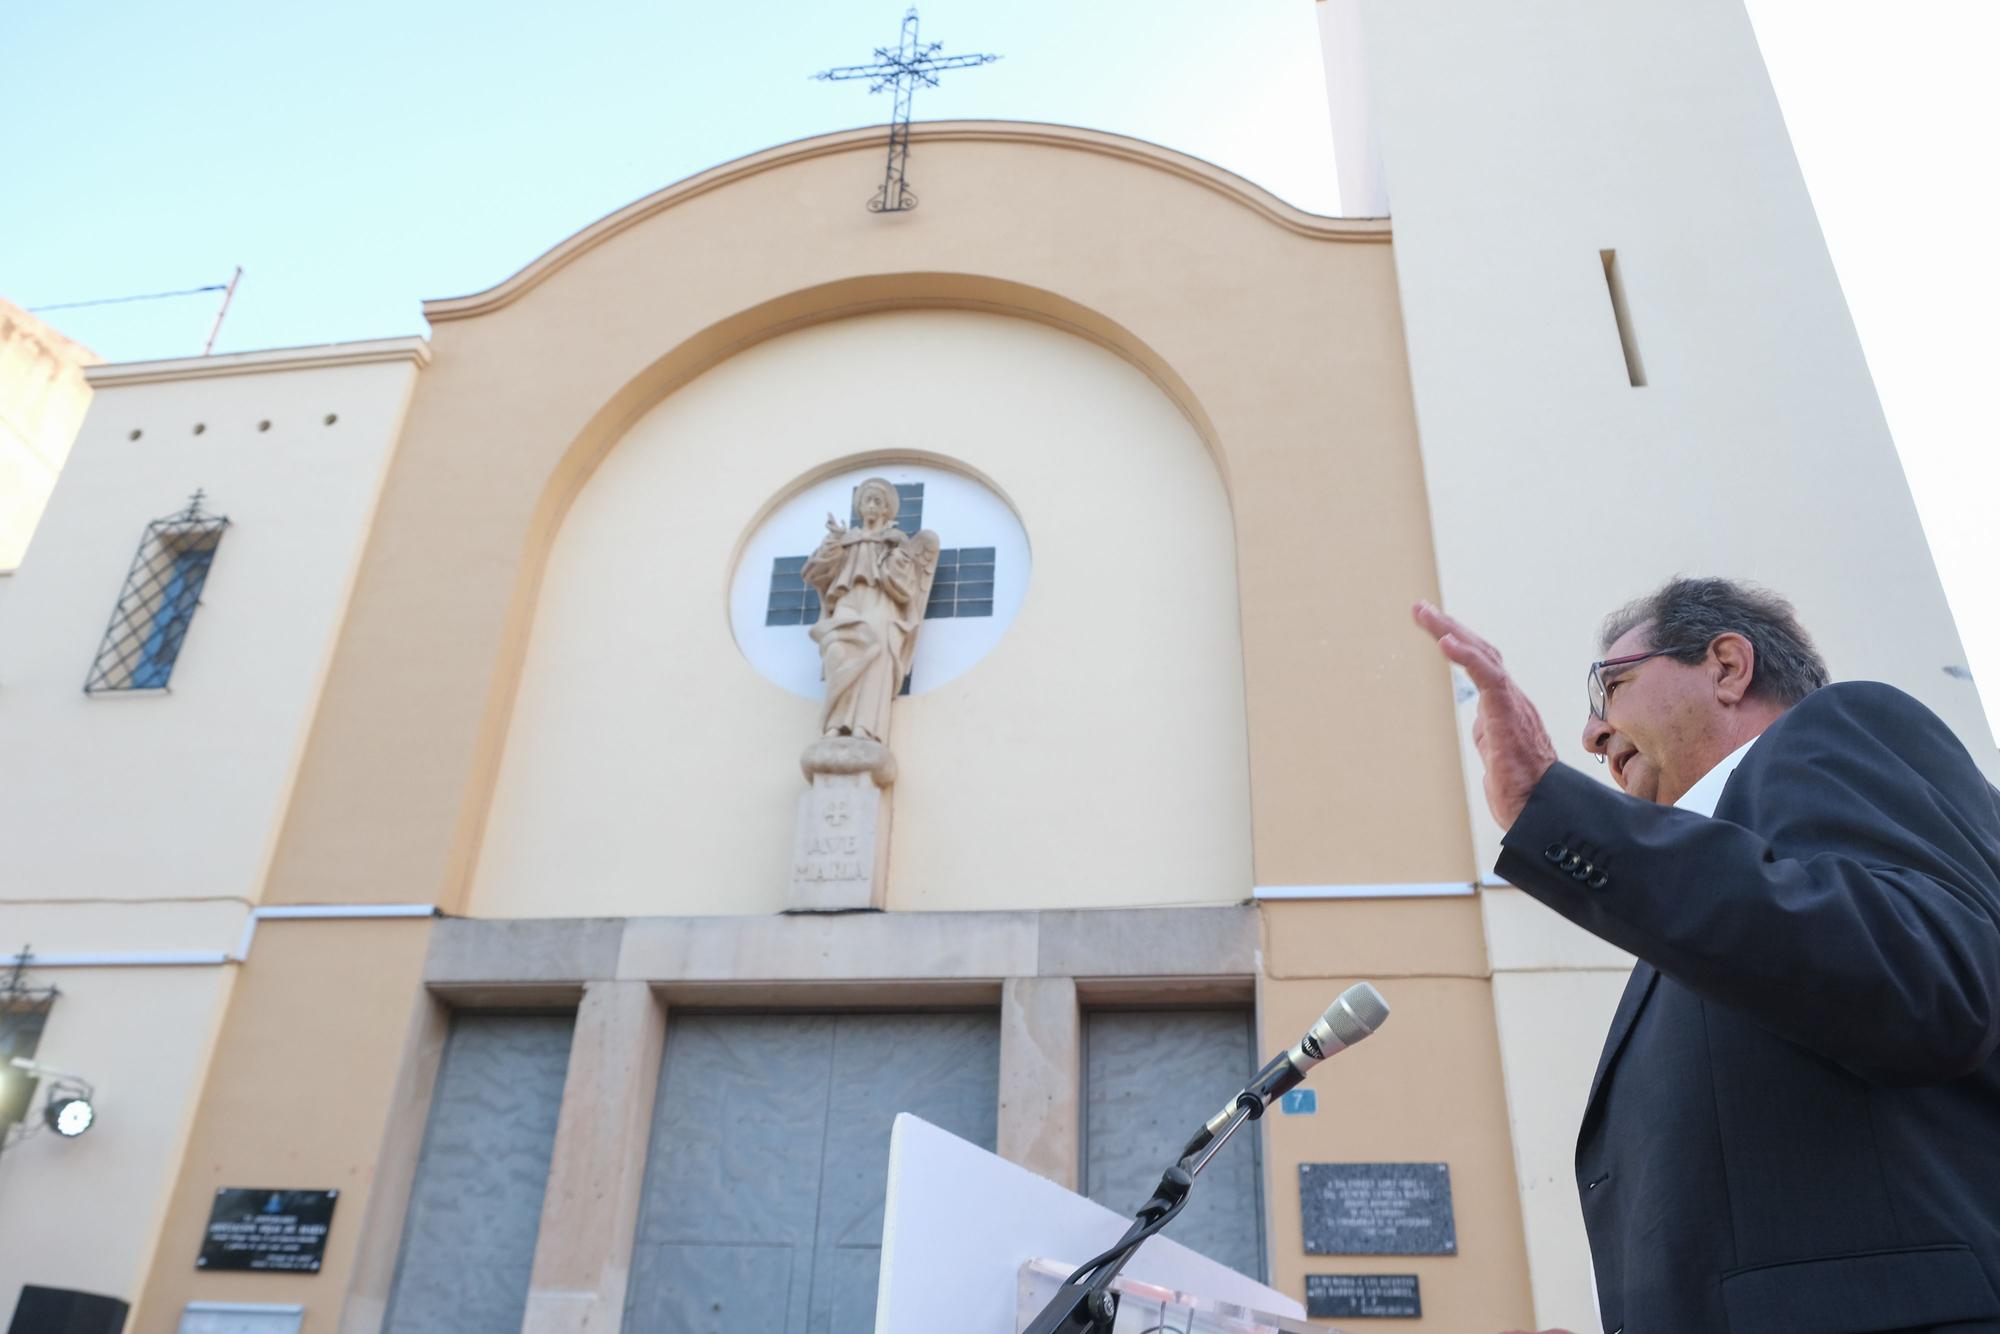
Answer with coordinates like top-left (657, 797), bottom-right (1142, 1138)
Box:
top-left (801, 478), bottom-right (942, 748)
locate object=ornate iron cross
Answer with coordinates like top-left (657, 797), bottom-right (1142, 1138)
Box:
top-left (815, 8), bottom-right (998, 213)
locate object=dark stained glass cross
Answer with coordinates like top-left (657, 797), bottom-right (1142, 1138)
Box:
top-left (815, 8), bottom-right (999, 213)
top-left (763, 484), bottom-right (996, 628)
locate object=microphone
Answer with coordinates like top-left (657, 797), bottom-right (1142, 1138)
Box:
top-left (1191, 983), bottom-right (1390, 1147)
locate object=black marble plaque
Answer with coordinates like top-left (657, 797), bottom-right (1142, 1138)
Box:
top-left (1299, 1162), bottom-right (1456, 1255)
top-left (198, 1188), bottom-right (338, 1272)
top-left (1307, 1274), bottom-right (1422, 1319)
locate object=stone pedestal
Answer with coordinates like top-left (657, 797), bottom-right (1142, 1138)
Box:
top-left (789, 736), bottom-right (896, 912)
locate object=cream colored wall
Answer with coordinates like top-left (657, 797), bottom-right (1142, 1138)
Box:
top-left (93, 125), bottom-right (1491, 1322)
top-left (1343, 1), bottom-right (1997, 865)
top-left (132, 920), bottom-right (435, 1334)
top-left (1482, 888), bottom-right (1634, 1334)
top-left (0, 299), bottom-right (97, 572)
top-left (0, 348), bottom-right (421, 907)
top-left (261, 124), bottom-right (1471, 918)
top-left (1314, 0), bottom-right (1385, 217)
top-left (471, 310), bottom-right (1250, 917)
top-left (1257, 899), bottom-right (1533, 1331)
top-left (0, 343), bottom-right (422, 1317)
top-left (0, 906), bottom-right (240, 1316)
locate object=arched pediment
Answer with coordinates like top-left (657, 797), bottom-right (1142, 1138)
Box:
top-left (423, 122), bottom-right (1385, 324)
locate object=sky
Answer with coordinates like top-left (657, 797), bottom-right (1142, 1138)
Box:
top-left (5, 0), bottom-right (1994, 740)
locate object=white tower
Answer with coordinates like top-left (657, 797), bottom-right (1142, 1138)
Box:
top-left (1318, 2), bottom-right (1996, 1326)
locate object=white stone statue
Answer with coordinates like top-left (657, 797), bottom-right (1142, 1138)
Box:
top-left (788, 477), bottom-right (940, 912)
top-left (801, 477), bottom-right (941, 749)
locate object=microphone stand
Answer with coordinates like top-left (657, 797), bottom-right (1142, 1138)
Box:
top-left (1021, 1101), bottom-right (1260, 1334)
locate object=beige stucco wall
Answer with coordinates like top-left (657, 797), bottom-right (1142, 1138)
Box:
top-left (0, 347), bottom-right (423, 907)
top-left (132, 919), bottom-right (435, 1334)
top-left (1483, 886), bottom-right (1635, 1334)
top-left (68, 123), bottom-right (1506, 1328)
top-left (263, 123), bottom-right (1472, 919)
top-left (1258, 899), bottom-right (1532, 1330)
top-left (0, 299), bottom-right (97, 572)
top-left (0, 905), bottom-right (241, 1316)
top-left (0, 343), bottom-right (423, 1319)
top-left (472, 310), bottom-right (1252, 917)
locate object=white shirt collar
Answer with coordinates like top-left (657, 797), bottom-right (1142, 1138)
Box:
top-left (1674, 735), bottom-right (1760, 817)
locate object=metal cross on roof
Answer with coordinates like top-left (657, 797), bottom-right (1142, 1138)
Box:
top-left (815, 8), bottom-right (999, 213)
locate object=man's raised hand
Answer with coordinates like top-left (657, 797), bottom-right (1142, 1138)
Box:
top-left (1412, 600), bottom-right (1559, 829)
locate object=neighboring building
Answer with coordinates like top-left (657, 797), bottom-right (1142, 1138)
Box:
top-left (0, 299), bottom-right (97, 572)
top-left (1, 7), bottom-right (1991, 1334)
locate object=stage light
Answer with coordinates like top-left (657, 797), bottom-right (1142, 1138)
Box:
top-left (45, 1092), bottom-right (93, 1138)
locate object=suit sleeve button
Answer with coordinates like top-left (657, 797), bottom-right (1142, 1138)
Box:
top-left (1570, 861), bottom-right (1595, 881)
top-left (1588, 871), bottom-right (1610, 889)
top-left (1544, 843), bottom-right (1567, 863)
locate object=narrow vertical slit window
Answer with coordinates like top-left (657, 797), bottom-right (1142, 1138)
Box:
top-left (1600, 249), bottom-right (1647, 387)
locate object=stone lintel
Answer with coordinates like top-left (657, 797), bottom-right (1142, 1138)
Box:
top-left (616, 910), bottom-right (1040, 982)
top-left (424, 917), bottom-right (625, 986)
top-left (422, 907), bottom-right (1259, 991)
top-left (1034, 906), bottom-right (1259, 979)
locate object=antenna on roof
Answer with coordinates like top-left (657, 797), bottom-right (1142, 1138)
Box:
top-left (202, 266), bottom-right (243, 356)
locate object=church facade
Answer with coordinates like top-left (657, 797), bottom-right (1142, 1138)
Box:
top-left (2, 7), bottom-right (1992, 1333)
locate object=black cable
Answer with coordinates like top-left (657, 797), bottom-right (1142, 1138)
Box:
top-left (1063, 1189), bottom-right (1191, 1286)
top-left (29, 285), bottom-right (227, 313)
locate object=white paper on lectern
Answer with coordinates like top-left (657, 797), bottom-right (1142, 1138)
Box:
top-left (874, 1113), bottom-right (1305, 1334)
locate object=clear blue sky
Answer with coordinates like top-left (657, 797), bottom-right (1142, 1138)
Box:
top-left (7, 1), bottom-right (1995, 739)
top-left (5, 0), bottom-right (1336, 360)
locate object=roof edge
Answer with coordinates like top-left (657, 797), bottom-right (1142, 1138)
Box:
top-left (424, 121), bottom-right (1390, 324)
top-left (85, 336), bottom-right (433, 388)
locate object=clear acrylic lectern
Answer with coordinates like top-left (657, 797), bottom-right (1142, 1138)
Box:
top-left (1016, 1260), bottom-right (1336, 1334)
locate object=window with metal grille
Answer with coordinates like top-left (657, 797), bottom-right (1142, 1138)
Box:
top-left (84, 492), bottom-right (230, 693)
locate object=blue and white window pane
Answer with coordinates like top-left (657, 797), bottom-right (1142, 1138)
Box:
top-left (925, 546), bottom-right (995, 620)
top-left (764, 556), bottom-right (822, 627)
top-left (131, 547), bottom-right (217, 687)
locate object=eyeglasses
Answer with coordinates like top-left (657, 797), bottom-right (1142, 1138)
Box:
top-left (1586, 645), bottom-right (1706, 721)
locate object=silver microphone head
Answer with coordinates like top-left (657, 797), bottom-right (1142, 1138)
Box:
top-left (1301, 982), bottom-right (1390, 1062)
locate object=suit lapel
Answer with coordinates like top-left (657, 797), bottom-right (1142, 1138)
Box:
top-left (1583, 961), bottom-right (1659, 1125)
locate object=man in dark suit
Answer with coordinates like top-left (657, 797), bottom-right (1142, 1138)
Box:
top-left (1414, 578), bottom-right (2000, 1334)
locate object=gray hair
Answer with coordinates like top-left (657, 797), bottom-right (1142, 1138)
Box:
top-left (1601, 577), bottom-right (1829, 707)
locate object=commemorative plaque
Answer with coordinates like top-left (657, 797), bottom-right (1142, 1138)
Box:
top-left (1299, 1162), bottom-right (1456, 1255)
top-left (1306, 1274), bottom-right (1422, 1319)
top-left (197, 1189), bottom-right (339, 1272)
